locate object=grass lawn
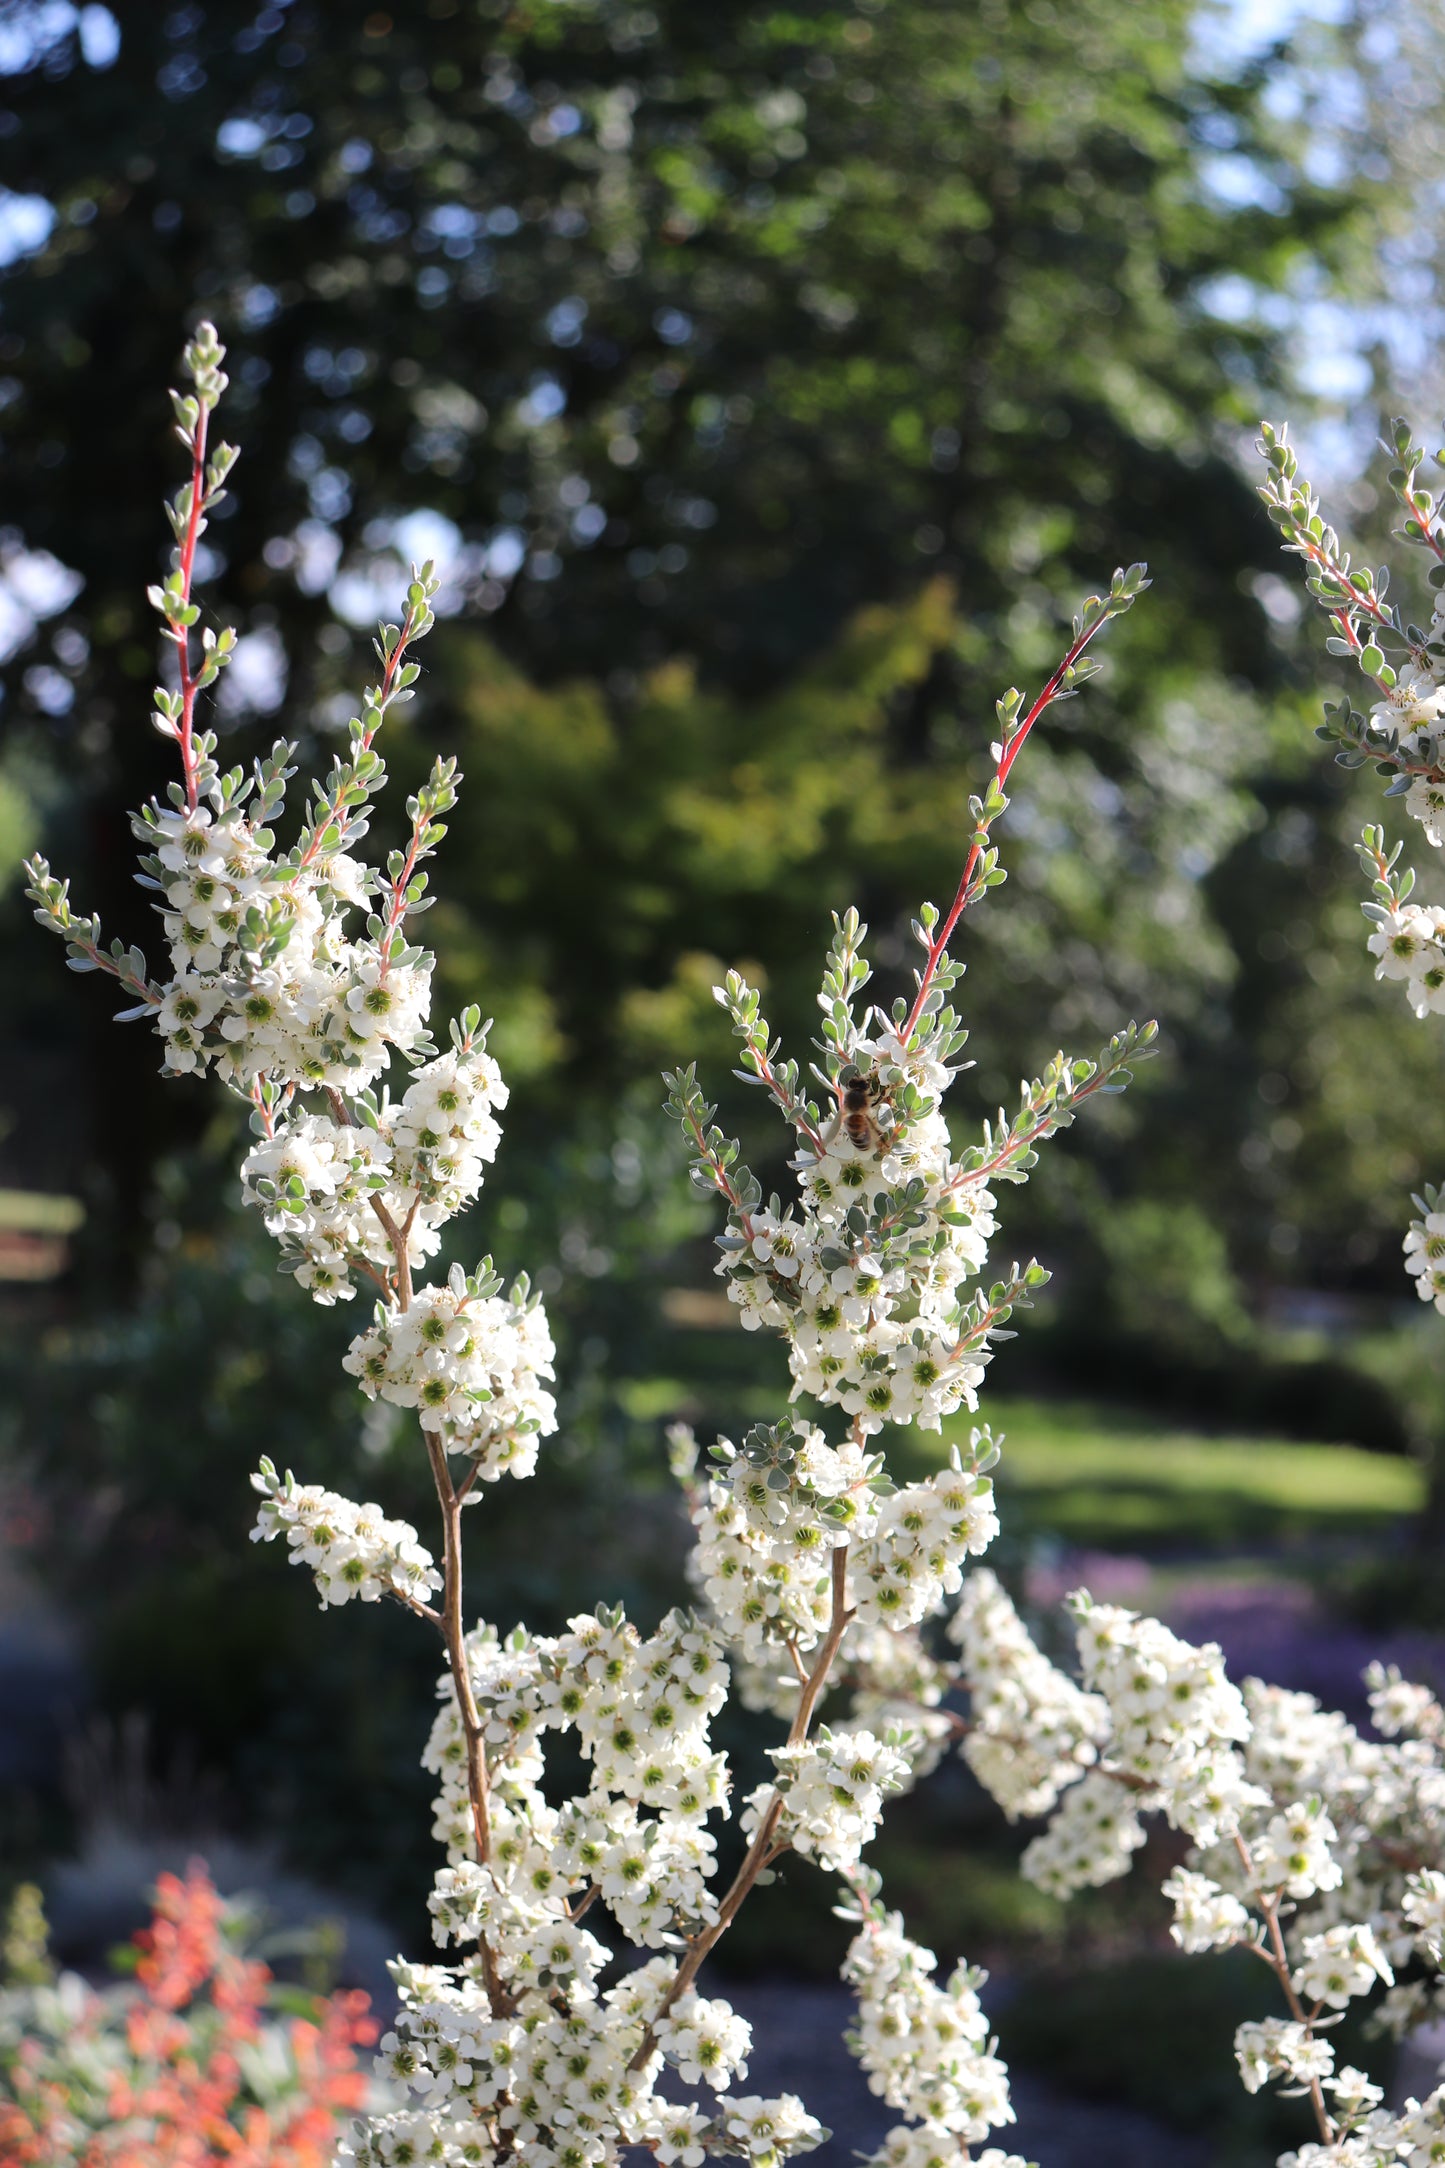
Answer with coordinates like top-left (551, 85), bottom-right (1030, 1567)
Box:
top-left (916, 1398), bottom-right (1426, 1550)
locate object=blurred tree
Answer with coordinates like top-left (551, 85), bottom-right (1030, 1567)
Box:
top-left (0, 0), bottom-right (1375, 1276)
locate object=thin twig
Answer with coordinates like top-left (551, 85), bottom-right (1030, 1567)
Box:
top-left (170, 403), bottom-right (210, 814)
top-left (900, 609), bottom-right (1122, 1043)
top-left (1232, 1833), bottom-right (1334, 2146)
top-left (425, 1426), bottom-right (508, 2013)
top-left (629, 1542), bottom-right (856, 2069)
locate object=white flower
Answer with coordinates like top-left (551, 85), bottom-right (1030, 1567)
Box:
top-left (1292, 1924), bottom-right (1393, 2009)
top-left (1162, 1867), bottom-right (1251, 1954)
top-left (1367, 904), bottom-right (1438, 982)
top-left (1370, 668), bottom-right (1445, 742)
top-left (656, 1991), bottom-right (751, 2089)
top-left (1403, 1214), bottom-right (1445, 1314)
top-left (1234, 2017), bottom-right (1334, 2094)
top-left (1405, 774), bottom-right (1445, 846)
top-left (1402, 1870), bottom-right (1445, 1967)
top-left (1394, 2086), bottom-right (1445, 2163)
top-left (645, 2103), bottom-right (711, 2166)
top-left (722, 2094), bottom-right (828, 2164)
top-left (762, 1728), bottom-right (911, 1875)
top-left (1251, 1801), bottom-right (1343, 1900)
top-left (249, 1463), bottom-right (440, 1610)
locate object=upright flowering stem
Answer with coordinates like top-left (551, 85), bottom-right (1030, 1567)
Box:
top-left (424, 1436), bottom-right (494, 1861)
top-left (172, 403), bottom-right (209, 814)
top-left (366, 1163), bottom-right (503, 1998)
top-left (327, 1086), bottom-right (502, 1979)
top-left (293, 611), bottom-right (428, 877)
top-left (902, 565), bottom-right (1148, 1044)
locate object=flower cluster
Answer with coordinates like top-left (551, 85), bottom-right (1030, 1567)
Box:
top-left (1016, 1769), bottom-right (1148, 1898)
top-left (1162, 1866), bottom-right (1252, 1954)
top-left (250, 1460), bottom-right (441, 1611)
top-left (421, 1605), bottom-right (730, 1930)
top-left (953, 1573), bottom-right (1445, 2158)
top-left (346, 1596), bottom-right (817, 2166)
top-left (667, 915), bottom-right (1154, 1440)
top-left (850, 1458), bottom-right (1001, 1629)
top-left (683, 1420), bottom-right (1001, 1679)
top-left (1368, 1659), bottom-right (1445, 1746)
top-left (945, 1583), bottom-right (1260, 1894)
top-left (343, 1266), bottom-right (557, 1476)
top-left (139, 797), bottom-right (436, 1091)
top-left (703, 937), bottom-right (995, 1437)
top-left (842, 1894), bottom-right (1019, 2164)
top-left (1069, 1594), bottom-right (1258, 1845)
top-left (750, 1728), bottom-right (911, 1876)
top-left (1404, 1189), bottom-right (1445, 1317)
top-left (1365, 900), bottom-right (1445, 1018)
top-left (238, 1026), bottom-right (506, 1304)
top-left (948, 1568), bottom-right (1108, 1820)
top-left (1235, 2018), bottom-right (1336, 2097)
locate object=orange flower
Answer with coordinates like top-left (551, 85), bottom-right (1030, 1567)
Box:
top-left (0, 1865), bottom-right (376, 2166)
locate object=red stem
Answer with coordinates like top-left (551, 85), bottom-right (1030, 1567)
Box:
top-left (294, 615), bottom-right (421, 873)
top-left (901, 612), bottom-right (1115, 1044)
top-left (173, 408), bottom-right (210, 815)
top-left (684, 1109), bottom-right (757, 1240)
top-left (377, 806), bottom-right (430, 975)
top-left (940, 1069), bottom-right (1114, 1199)
top-left (1402, 490), bottom-right (1445, 567)
top-left (750, 1042), bottom-right (826, 1156)
top-left (1290, 531), bottom-right (1406, 698)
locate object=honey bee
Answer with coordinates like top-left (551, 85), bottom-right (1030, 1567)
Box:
top-left (825, 1065), bottom-right (894, 1157)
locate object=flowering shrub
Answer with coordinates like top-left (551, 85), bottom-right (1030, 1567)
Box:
top-left (26, 325), bottom-right (1445, 2168)
top-left (0, 1864), bottom-right (375, 2164)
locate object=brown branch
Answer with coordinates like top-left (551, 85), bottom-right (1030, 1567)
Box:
top-left (788, 1545), bottom-right (854, 1745)
top-left (425, 1426), bottom-right (508, 2014)
top-left (1232, 1834), bottom-right (1333, 2146)
top-left (629, 1544), bottom-right (855, 2070)
top-left (394, 1590), bottom-right (442, 1627)
top-left (368, 1193), bottom-right (412, 1308)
